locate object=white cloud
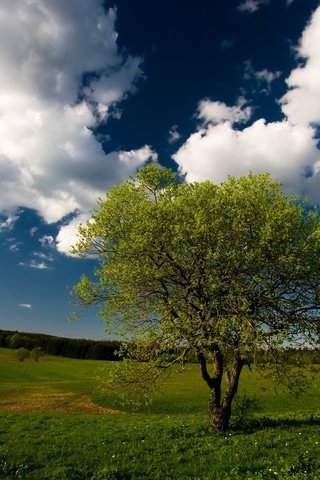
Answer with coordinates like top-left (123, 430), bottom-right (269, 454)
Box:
top-left (244, 60), bottom-right (281, 93)
top-left (30, 227), bottom-right (38, 236)
top-left (174, 119), bottom-right (317, 188)
top-left (9, 243), bottom-right (20, 252)
top-left (0, 214), bottom-right (19, 232)
top-left (281, 7), bottom-right (320, 127)
top-left (173, 6), bottom-right (320, 202)
top-left (39, 235), bottom-right (55, 248)
top-left (55, 144), bottom-right (156, 256)
top-left (56, 212), bottom-right (91, 255)
top-left (237, 0), bottom-right (269, 13)
top-left (255, 69), bottom-right (281, 84)
top-left (33, 251), bottom-right (53, 262)
top-left (18, 304), bottom-right (32, 309)
top-left (198, 98), bottom-right (252, 126)
top-left (31, 261), bottom-right (49, 270)
top-left (0, 1), bottom-right (153, 238)
top-left (168, 125), bottom-right (181, 144)
top-left (19, 260), bottom-right (49, 270)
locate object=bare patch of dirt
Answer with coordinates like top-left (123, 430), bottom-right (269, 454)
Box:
top-left (0, 392), bottom-right (123, 414)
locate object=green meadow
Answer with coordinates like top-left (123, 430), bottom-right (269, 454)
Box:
top-left (0, 347), bottom-right (320, 479)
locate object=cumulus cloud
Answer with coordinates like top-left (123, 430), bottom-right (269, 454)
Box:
top-left (280, 7), bottom-right (320, 127)
top-left (198, 98), bottom-right (252, 125)
top-left (0, 0), bottom-right (154, 251)
top-left (173, 6), bottom-right (320, 202)
top-left (18, 304), bottom-right (32, 309)
top-left (55, 146), bottom-right (156, 255)
top-left (56, 212), bottom-right (91, 255)
top-left (237, 0), bottom-right (269, 13)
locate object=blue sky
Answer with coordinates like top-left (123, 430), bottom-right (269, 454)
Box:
top-left (0, 0), bottom-right (320, 339)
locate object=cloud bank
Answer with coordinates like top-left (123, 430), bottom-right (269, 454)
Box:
top-left (0, 0), bottom-right (154, 254)
top-left (173, 6), bottom-right (320, 201)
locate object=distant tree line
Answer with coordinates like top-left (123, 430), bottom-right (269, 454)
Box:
top-left (1, 329), bottom-right (319, 365)
top-left (185, 348), bottom-right (320, 366)
top-left (0, 329), bottom-right (122, 361)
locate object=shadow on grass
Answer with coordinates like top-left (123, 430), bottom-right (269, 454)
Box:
top-left (233, 414), bottom-right (320, 433)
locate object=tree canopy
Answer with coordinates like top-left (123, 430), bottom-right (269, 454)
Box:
top-left (72, 162), bottom-right (320, 431)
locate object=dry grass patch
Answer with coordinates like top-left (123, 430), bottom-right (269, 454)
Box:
top-left (0, 392), bottom-right (122, 414)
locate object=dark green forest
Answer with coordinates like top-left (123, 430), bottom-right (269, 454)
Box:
top-left (0, 329), bottom-right (121, 361)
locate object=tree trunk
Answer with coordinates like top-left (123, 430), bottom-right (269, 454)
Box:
top-left (207, 357), bottom-right (244, 432)
top-left (197, 348), bottom-right (244, 432)
top-left (208, 396), bottom-right (232, 432)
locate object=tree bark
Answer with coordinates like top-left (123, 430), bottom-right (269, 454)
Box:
top-left (208, 402), bottom-right (232, 432)
top-left (207, 356), bottom-right (244, 432)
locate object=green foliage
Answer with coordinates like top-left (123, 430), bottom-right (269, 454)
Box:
top-left (9, 333), bottom-right (26, 349)
top-left (0, 334), bottom-right (7, 347)
top-left (231, 393), bottom-right (261, 429)
top-left (16, 347), bottom-right (30, 362)
top-left (30, 347), bottom-right (44, 362)
top-left (72, 163), bottom-right (320, 430)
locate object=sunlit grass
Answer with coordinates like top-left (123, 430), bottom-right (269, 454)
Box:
top-left (0, 347), bottom-right (319, 479)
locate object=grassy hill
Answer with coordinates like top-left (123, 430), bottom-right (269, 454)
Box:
top-left (0, 347), bottom-right (320, 479)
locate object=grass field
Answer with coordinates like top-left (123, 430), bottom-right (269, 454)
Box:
top-left (0, 347), bottom-right (320, 479)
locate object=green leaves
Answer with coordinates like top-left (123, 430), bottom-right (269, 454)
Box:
top-left (71, 163), bottom-right (320, 416)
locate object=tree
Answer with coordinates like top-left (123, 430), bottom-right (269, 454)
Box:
top-left (31, 347), bottom-right (44, 362)
top-left (72, 162), bottom-right (320, 431)
top-left (16, 347), bottom-right (30, 362)
top-left (9, 332), bottom-right (25, 349)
